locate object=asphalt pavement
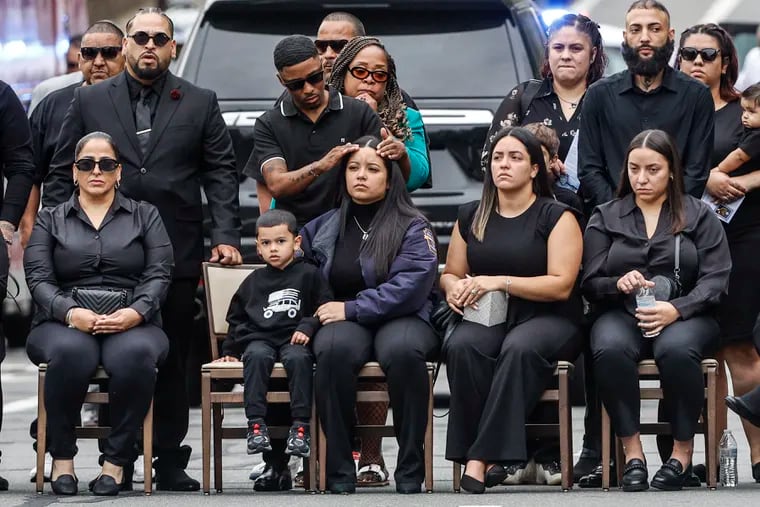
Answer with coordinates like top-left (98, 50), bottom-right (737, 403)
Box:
top-left (1, 347), bottom-right (759, 506)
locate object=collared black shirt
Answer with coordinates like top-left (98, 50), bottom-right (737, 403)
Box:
top-left (579, 67), bottom-right (715, 207)
top-left (246, 89), bottom-right (382, 227)
top-left (482, 78), bottom-right (583, 170)
top-left (582, 194), bottom-right (730, 320)
top-left (24, 192), bottom-right (174, 326)
top-left (125, 71), bottom-right (167, 123)
top-left (29, 81), bottom-right (81, 185)
top-left (0, 80), bottom-right (35, 225)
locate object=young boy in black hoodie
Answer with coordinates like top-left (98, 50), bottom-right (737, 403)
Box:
top-left (214, 210), bottom-right (331, 459)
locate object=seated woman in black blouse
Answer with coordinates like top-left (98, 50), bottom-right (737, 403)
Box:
top-left (25, 132), bottom-right (173, 496)
top-left (299, 136), bottom-right (438, 494)
top-left (583, 129), bottom-right (730, 492)
top-left (441, 126), bottom-right (584, 494)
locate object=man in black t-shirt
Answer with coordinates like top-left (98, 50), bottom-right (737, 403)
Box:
top-left (246, 35), bottom-right (382, 228)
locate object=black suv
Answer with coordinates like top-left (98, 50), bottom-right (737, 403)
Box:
top-left (176, 0), bottom-right (547, 262)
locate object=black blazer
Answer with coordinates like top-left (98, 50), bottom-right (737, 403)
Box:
top-left (43, 72), bottom-right (240, 279)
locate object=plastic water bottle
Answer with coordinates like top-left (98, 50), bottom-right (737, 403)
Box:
top-left (720, 429), bottom-right (738, 487)
top-left (635, 286), bottom-right (659, 337)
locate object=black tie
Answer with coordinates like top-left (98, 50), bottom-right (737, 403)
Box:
top-left (136, 87), bottom-right (153, 155)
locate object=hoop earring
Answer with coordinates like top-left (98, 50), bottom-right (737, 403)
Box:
top-left (73, 179), bottom-right (79, 187)
top-left (115, 180), bottom-right (121, 189)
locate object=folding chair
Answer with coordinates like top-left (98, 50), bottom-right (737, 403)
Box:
top-left (452, 361), bottom-right (575, 491)
top-left (601, 358), bottom-right (719, 490)
top-left (200, 262), bottom-right (318, 494)
top-left (36, 365), bottom-right (154, 494)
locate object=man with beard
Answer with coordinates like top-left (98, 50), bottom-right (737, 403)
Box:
top-left (578, 0), bottom-right (714, 209)
top-left (43, 7), bottom-right (242, 491)
top-left (574, 0), bottom-right (714, 489)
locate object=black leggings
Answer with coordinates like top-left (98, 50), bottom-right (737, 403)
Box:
top-left (26, 322), bottom-right (168, 466)
top-left (591, 310), bottom-right (718, 441)
top-left (313, 316), bottom-right (438, 488)
top-left (445, 315), bottom-right (581, 464)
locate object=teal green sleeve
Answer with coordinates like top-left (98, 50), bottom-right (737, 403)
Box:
top-left (403, 108), bottom-right (430, 192)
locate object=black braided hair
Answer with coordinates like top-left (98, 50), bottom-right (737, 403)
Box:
top-left (328, 36), bottom-right (412, 141)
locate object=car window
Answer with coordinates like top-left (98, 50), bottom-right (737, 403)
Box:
top-left (194, 9), bottom-right (516, 99)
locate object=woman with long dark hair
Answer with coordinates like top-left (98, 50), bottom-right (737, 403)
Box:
top-left (300, 136), bottom-right (438, 494)
top-left (583, 129), bottom-right (730, 492)
top-left (678, 24), bottom-right (760, 481)
top-left (441, 127), bottom-right (584, 493)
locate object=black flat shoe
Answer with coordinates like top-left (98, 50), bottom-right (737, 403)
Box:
top-left (395, 482), bottom-right (421, 494)
top-left (328, 482), bottom-right (355, 494)
top-left (155, 466), bottom-right (200, 491)
top-left (578, 462), bottom-right (618, 488)
top-left (574, 448), bottom-right (601, 482)
top-left (50, 474), bottom-right (78, 495)
top-left (460, 473), bottom-right (485, 494)
top-left (0, 474), bottom-right (7, 491)
top-left (651, 458), bottom-right (691, 491)
top-left (727, 395), bottom-right (760, 428)
top-left (90, 474), bottom-right (126, 496)
top-left (484, 464), bottom-right (508, 488)
top-left (752, 462), bottom-right (760, 483)
top-left (253, 464), bottom-right (292, 492)
top-left (621, 458), bottom-right (649, 492)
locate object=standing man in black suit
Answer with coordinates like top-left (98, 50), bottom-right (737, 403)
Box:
top-left (0, 80), bottom-right (36, 491)
top-left (44, 8), bottom-right (242, 491)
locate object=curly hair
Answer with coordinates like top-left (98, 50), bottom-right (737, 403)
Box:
top-left (541, 14), bottom-right (607, 85)
top-left (678, 23), bottom-right (741, 103)
top-left (328, 36), bottom-right (412, 141)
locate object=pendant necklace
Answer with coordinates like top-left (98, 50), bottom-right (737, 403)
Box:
top-left (353, 216), bottom-right (371, 241)
top-left (555, 90), bottom-right (585, 110)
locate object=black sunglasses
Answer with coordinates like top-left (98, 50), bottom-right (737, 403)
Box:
top-left (282, 70), bottom-right (324, 91)
top-left (128, 31), bottom-right (172, 47)
top-left (679, 47), bottom-right (721, 62)
top-left (74, 158), bottom-right (119, 172)
top-left (349, 66), bottom-right (389, 83)
top-left (315, 39), bottom-right (349, 53)
top-left (80, 46), bottom-right (122, 61)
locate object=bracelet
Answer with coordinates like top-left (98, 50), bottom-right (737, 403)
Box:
top-left (65, 308), bottom-right (75, 328)
top-left (505, 277), bottom-right (512, 295)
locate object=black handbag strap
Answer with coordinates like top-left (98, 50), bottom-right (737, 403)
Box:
top-left (674, 233), bottom-right (681, 286)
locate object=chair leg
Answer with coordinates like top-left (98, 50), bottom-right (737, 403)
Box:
top-left (201, 372), bottom-right (211, 495)
top-left (425, 369), bottom-right (434, 493)
top-left (615, 437), bottom-right (624, 486)
top-left (601, 404), bottom-right (611, 491)
top-left (143, 399), bottom-right (154, 495)
top-left (36, 368), bottom-right (47, 494)
top-left (453, 462), bottom-right (461, 492)
top-left (558, 367), bottom-right (572, 490)
top-left (212, 402), bottom-right (223, 493)
top-left (706, 364), bottom-right (718, 490)
top-left (318, 422), bottom-right (327, 493)
top-left (306, 391), bottom-right (317, 493)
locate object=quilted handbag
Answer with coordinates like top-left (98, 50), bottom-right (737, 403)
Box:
top-left (71, 287), bottom-right (130, 315)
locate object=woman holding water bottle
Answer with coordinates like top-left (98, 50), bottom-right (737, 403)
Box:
top-left (582, 129), bottom-right (730, 492)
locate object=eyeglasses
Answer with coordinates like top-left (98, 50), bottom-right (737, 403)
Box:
top-left (315, 39), bottom-right (349, 53)
top-left (348, 66), bottom-right (389, 83)
top-left (281, 70), bottom-right (324, 91)
top-left (679, 47), bottom-right (721, 62)
top-left (80, 46), bottom-right (122, 61)
top-left (128, 31), bottom-right (172, 47)
top-left (74, 158), bottom-right (119, 172)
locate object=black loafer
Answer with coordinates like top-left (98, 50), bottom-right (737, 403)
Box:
top-left (578, 462), bottom-right (618, 488)
top-left (155, 466), bottom-right (200, 491)
top-left (726, 395), bottom-right (760, 428)
top-left (651, 458), bottom-right (691, 491)
top-left (90, 474), bottom-right (125, 496)
top-left (621, 458), bottom-right (649, 492)
top-left (50, 474), bottom-right (78, 495)
top-left (253, 464), bottom-right (292, 492)
top-left (396, 481), bottom-right (422, 494)
top-left (460, 473), bottom-right (485, 494)
top-left (574, 448), bottom-right (601, 482)
top-left (484, 464), bottom-right (508, 488)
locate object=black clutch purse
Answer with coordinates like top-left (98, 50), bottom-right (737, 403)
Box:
top-left (72, 288), bottom-right (130, 315)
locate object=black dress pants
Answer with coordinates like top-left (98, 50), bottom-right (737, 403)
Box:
top-left (313, 316), bottom-right (438, 488)
top-left (445, 315), bottom-right (581, 464)
top-left (590, 310), bottom-right (718, 441)
top-left (0, 243), bottom-right (7, 454)
top-left (241, 340), bottom-right (313, 422)
top-left (26, 322), bottom-right (168, 466)
top-left (154, 278), bottom-right (197, 462)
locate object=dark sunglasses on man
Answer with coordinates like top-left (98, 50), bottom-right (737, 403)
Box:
top-left (315, 39), bottom-right (349, 53)
top-left (281, 70), bottom-right (325, 91)
top-left (80, 46), bottom-right (122, 61)
top-left (74, 158), bottom-right (120, 172)
top-left (349, 66), bottom-right (389, 83)
top-left (128, 31), bottom-right (172, 47)
top-left (679, 47), bottom-right (721, 62)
